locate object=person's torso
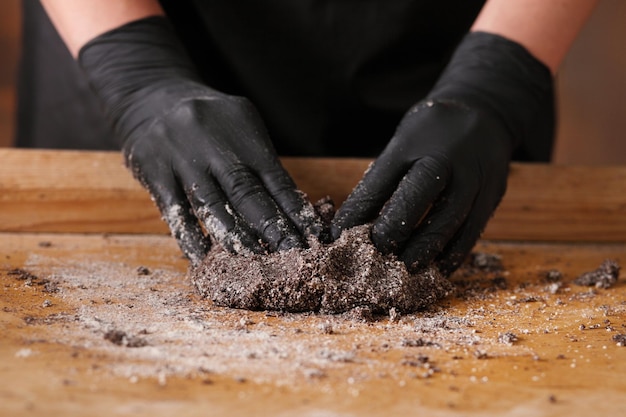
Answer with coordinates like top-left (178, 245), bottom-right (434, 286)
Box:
top-left (160, 0), bottom-right (486, 156)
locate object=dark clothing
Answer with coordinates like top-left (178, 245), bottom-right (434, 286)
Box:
top-left (17, 0), bottom-right (119, 150)
top-left (18, 0), bottom-right (516, 158)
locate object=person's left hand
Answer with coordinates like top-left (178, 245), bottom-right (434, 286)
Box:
top-left (332, 32), bottom-right (554, 276)
top-left (331, 99), bottom-right (511, 276)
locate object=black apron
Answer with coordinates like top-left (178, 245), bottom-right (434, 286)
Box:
top-left (20, 0), bottom-right (550, 160)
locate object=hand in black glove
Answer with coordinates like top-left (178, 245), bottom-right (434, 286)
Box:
top-left (332, 32), bottom-right (554, 276)
top-left (79, 17), bottom-right (321, 265)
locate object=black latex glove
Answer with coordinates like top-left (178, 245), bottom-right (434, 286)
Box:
top-left (79, 17), bottom-right (321, 265)
top-left (332, 32), bottom-right (554, 276)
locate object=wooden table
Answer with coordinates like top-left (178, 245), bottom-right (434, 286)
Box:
top-left (2, 149), bottom-right (626, 417)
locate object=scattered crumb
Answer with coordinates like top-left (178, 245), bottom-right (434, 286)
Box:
top-left (498, 332), bottom-right (519, 346)
top-left (515, 296), bottom-right (543, 304)
top-left (318, 321), bottom-right (334, 335)
top-left (103, 330), bottom-right (148, 348)
top-left (389, 307), bottom-right (400, 322)
top-left (318, 349), bottom-right (355, 363)
top-left (401, 354), bottom-right (430, 368)
top-left (157, 372), bottom-right (167, 386)
top-left (401, 338), bottom-right (440, 348)
top-left (574, 260), bottom-right (620, 289)
top-left (345, 305), bottom-right (374, 322)
top-left (569, 289), bottom-right (597, 301)
top-left (43, 281), bottom-right (59, 293)
top-left (546, 282), bottom-right (563, 295)
top-left (8, 268), bottom-right (60, 295)
top-left (474, 350), bottom-right (489, 359)
top-left (612, 334), bottom-right (626, 346)
top-left (7, 268), bottom-right (39, 282)
top-left (491, 277), bottom-right (508, 290)
top-left (314, 196), bottom-right (335, 227)
top-left (471, 252), bottom-right (503, 272)
top-left (238, 316), bottom-right (253, 327)
top-left (136, 266), bottom-right (151, 276)
top-left (303, 368), bottom-right (326, 379)
top-left (545, 269), bottom-right (563, 283)
top-left (15, 348), bottom-right (34, 358)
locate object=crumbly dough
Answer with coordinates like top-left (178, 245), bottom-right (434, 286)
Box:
top-left (190, 225), bottom-right (452, 314)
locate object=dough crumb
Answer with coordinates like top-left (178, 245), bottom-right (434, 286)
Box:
top-left (573, 259), bottom-right (620, 289)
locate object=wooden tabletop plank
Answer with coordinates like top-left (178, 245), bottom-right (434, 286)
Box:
top-left (1, 148), bottom-right (626, 241)
top-left (2, 232), bottom-right (626, 416)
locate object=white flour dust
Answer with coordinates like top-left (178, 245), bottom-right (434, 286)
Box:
top-left (19, 253), bottom-right (484, 385)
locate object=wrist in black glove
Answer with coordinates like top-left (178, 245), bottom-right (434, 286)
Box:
top-left (331, 32), bottom-right (554, 276)
top-left (79, 17), bottom-right (322, 265)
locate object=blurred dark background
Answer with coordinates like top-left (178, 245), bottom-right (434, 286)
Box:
top-left (0, 0), bottom-right (19, 149)
top-left (1, 0), bottom-right (625, 164)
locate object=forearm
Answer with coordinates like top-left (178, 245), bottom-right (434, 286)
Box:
top-left (472, 0), bottom-right (599, 74)
top-left (40, 0), bottom-right (164, 58)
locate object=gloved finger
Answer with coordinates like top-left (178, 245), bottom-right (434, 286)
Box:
top-left (143, 173), bottom-right (210, 266)
top-left (259, 163), bottom-right (324, 240)
top-left (179, 170), bottom-right (264, 255)
top-left (398, 183), bottom-right (478, 272)
top-left (331, 153), bottom-right (411, 240)
top-left (370, 156), bottom-right (449, 255)
top-left (435, 191), bottom-right (502, 276)
top-left (125, 146), bottom-right (210, 265)
top-left (216, 164), bottom-right (305, 252)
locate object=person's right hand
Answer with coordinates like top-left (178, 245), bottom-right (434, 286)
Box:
top-left (79, 17), bottom-right (321, 265)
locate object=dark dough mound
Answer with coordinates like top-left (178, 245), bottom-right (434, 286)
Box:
top-left (190, 225), bottom-right (452, 314)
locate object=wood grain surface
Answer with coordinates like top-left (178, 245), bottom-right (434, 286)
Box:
top-left (2, 233), bottom-right (626, 417)
top-left (1, 149), bottom-right (626, 241)
top-left (2, 149), bottom-right (626, 416)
